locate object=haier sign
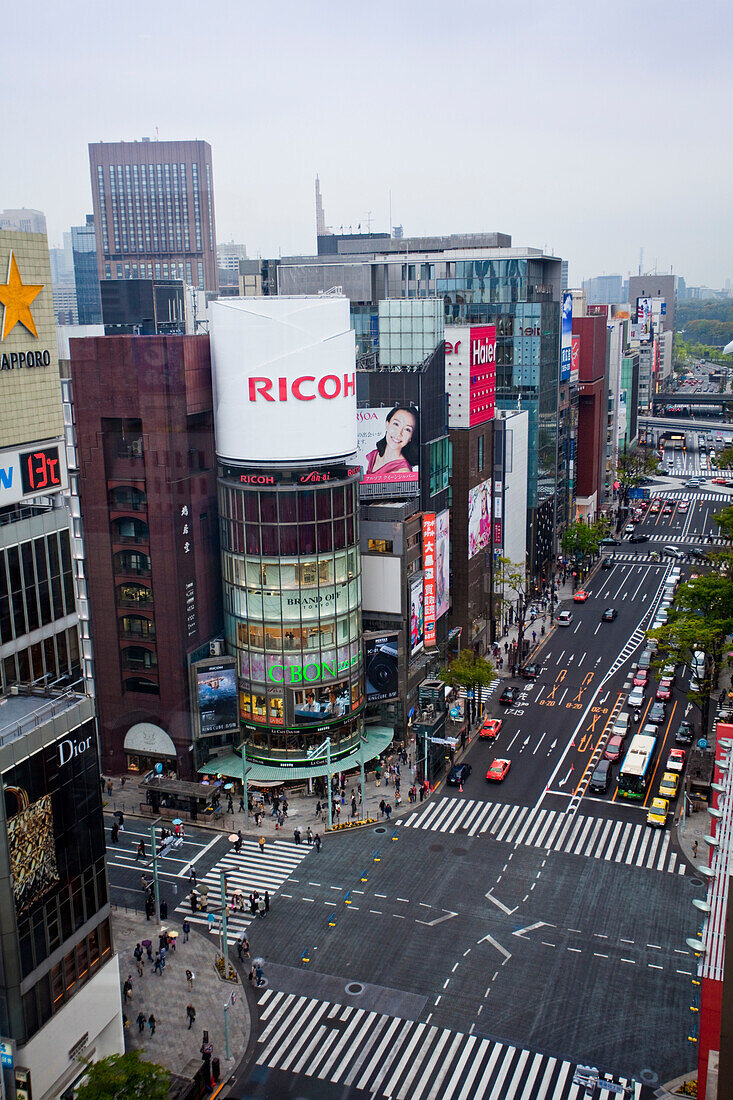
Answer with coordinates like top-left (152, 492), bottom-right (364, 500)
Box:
top-left (444, 324), bottom-right (496, 428)
top-left (0, 442), bottom-right (67, 508)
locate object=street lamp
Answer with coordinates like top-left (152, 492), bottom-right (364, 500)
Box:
top-left (307, 737), bottom-right (333, 829)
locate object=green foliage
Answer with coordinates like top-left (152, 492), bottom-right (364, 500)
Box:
top-left (560, 519), bottom-right (609, 562)
top-left (75, 1051), bottom-right (170, 1100)
top-left (677, 298), bottom-right (733, 328)
top-left (438, 648), bottom-right (495, 692)
top-left (714, 504), bottom-right (733, 542)
top-left (616, 447), bottom-right (660, 500)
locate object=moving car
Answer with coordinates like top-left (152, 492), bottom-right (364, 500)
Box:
top-left (676, 720), bottom-right (694, 745)
top-left (589, 759), bottom-right (612, 794)
top-left (628, 687), bottom-right (645, 709)
top-left (663, 546), bottom-right (686, 560)
top-left (602, 607), bottom-right (618, 622)
top-left (713, 478), bottom-right (727, 486)
top-left (479, 717), bottom-right (502, 740)
top-left (647, 797), bottom-right (669, 828)
top-left (601, 557), bottom-right (614, 570)
top-left (666, 748), bottom-right (686, 773)
top-left (612, 713), bottom-right (630, 739)
top-left (604, 735), bottom-right (624, 762)
top-left (520, 663), bottom-right (541, 680)
top-left (688, 548), bottom-right (709, 561)
top-left (633, 668), bottom-right (649, 688)
top-left (486, 758), bottom-right (511, 783)
top-left (499, 686), bottom-right (518, 705)
top-left (649, 702), bottom-right (666, 724)
top-left (447, 763), bottom-right (472, 786)
top-left (656, 678), bottom-right (673, 701)
top-left (623, 523), bottom-right (636, 536)
top-left (659, 771), bottom-right (680, 800)
top-left (573, 590), bottom-right (589, 603)
top-left (557, 610), bottom-right (573, 626)
top-left (629, 533), bottom-right (649, 543)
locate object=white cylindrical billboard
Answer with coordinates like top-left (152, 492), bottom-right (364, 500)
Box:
top-left (210, 296), bottom-right (357, 464)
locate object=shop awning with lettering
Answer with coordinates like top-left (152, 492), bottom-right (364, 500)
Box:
top-left (124, 722), bottom-right (177, 758)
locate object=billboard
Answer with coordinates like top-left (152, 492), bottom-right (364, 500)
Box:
top-left (210, 296), bottom-right (357, 464)
top-left (561, 291), bottom-right (572, 381)
top-left (423, 513), bottom-right (437, 647)
top-left (444, 324), bottom-right (496, 428)
top-left (365, 633), bottom-right (399, 701)
top-left (468, 478), bottom-right (491, 560)
top-left (436, 509), bottom-right (450, 620)
top-left (0, 440), bottom-right (67, 508)
top-left (409, 574), bottom-right (424, 655)
top-left (196, 663), bottom-right (238, 734)
top-left (357, 405), bottom-right (420, 486)
top-left (636, 297), bottom-right (652, 340)
top-left (570, 334), bottom-right (580, 385)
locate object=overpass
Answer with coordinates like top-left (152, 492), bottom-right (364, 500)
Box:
top-left (651, 392), bottom-right (733, 419)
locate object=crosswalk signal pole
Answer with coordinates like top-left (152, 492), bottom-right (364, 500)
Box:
top-left (150, 824), bottom-right (160, 922)
top-left (327, 737), bottom-right (333, 829)
top-left (359, 736), bottom-right (366, 820)
top-left (240, 740), bottom-right (249, 821)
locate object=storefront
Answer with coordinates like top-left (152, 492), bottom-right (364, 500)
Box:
top-left (123, 721), bottom-right (177, 775)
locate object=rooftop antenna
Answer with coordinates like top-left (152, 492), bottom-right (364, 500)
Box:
top-left (639, 247), bottom-right (643, 276)
top-left (155, 125), bottom-right (159, 141)
top-left (389, 189), bottom-right (392, 236)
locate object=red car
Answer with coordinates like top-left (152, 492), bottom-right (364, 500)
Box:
top-left (604, 735), bottom-right (624, 762)
top-left (633, 669), bottom-right (649, 688)
top-left (656, 679), bottom-right (673, 701)
top-left (713, 478), bottom-right (727, 485)
top-left (574, 590), bottom-right (589, 603)
top-left (486, 758), bottom-right (511, 782)
top-left (667, 748), bottom-right (686, 773)
top-left (480, 718), bottom-right (502, 741)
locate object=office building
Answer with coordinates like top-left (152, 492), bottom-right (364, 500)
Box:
top-left (217, 242), bottom-right (248, 294)
top-left (0, 690), bottom-right (122, 1098)
top-left (0, 209), bottom-right (47, 235)
top-left (88, 138), bottom-right (218, 292)
top-left (628, 274), bottom-right (677, 333)
top-left (49, 233), bottom-right (78, 325)
top-left (71, 215), bottom-right (102, 324)
top-left (573, 313), bottom-right (610, 520)
top-left (68, 334), bottom-right (221, 777)
top-left (582, 274), bottom-right (623, 306)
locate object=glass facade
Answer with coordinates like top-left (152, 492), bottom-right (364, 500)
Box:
top-left (219, 473), bottom-right (364, 759)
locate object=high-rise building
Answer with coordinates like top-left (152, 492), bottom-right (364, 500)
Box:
top-left (71, 215), bottom-right (102, 324)
top-left (582, 274), bottom-right (623, 306)
top-left (0, 209), bottom-right (47, 235)
top-left (217, 242), bottom-right (248, 294)
top-left (88, 138), bottom-right (218, 293)
top-left (49, 232), bottom-right (78, 325)
top-left (573, 314), bottom-right (610, 520)
top-left (628, 274), bottom-right (677, 333)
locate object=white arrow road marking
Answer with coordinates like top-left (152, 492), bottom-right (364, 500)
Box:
top-left (512, 921), bottom-right (553, 939)
top-left (477, 933), bottom-right (512, 961)
top-left (559, 768), bottom-right (572, 788)
top-left (485, 892), bottom-right (518, 915)
top-left (416, 909), bottom-right (458, 927)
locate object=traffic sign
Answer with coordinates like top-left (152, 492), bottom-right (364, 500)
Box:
top-left (0, 1039), bottom-right (13, 1068)
top-left (697, 738), bottom-right (709, 750)
top-left (596, 1083), bottom-right (627, 1095)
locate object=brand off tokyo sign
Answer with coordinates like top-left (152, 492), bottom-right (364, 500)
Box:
top-left (210, 297), bottom-right (357, 464)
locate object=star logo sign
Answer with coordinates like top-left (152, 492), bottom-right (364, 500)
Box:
top-left (0, 251), bottom-right (44, 340)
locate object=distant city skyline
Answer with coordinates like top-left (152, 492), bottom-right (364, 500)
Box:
top-left (3, 0), bottom-right (730, 288)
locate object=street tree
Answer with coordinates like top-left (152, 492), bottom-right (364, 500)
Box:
top-left (494, 556), bottom-right (536, 670)
top-left (616, 447), bottom-right (660, 507)
top-left (560, 519), bottom-right (610, 579)
top-left (438, 649), bottom-right (495, 708)
top-left (76, 1051), bottom-right (170, 1100)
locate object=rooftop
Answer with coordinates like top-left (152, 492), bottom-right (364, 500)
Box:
top-left (0, 689), bottom-right (85, 749)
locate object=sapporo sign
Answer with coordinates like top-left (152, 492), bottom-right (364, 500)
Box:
top-left (0, 250), bottom-right (53, 371)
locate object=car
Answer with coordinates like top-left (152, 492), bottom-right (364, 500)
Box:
top-left (666, 748), bottom-right (686, 773)
top-left (647, 797), bottom-right (670, 828)
top-left (659, 771), bottom-right (680, 800)
top-left (602, 607), bottom-right (617, 622)
top-left (573, 590), bottom-right (589, 603)
top-left (446, 763), bottom-right (472, 786)
top-left (520, 663), bottom-right (541, 680)
top-left (633, 668), bottom-right (649, 687)
top-left (684, 480), bottom-right (700, 489)
top-left (601, 557), bottom-right (614, 570)
top-left (557, 610), bottom-right (573, 626)
top-left (628, 687), bottom-right (645, 709)
top-left (663, 546), bottom-right (686, 559)
top-left (623, 524), bottom-right (636, 536)
top-left (650, 502), bottom-right (661, 514)
top-left (601, 537), bottom-right (621, 546)
top-left (604, 735), bottom-right (625, 762)
top-left (656, 608), bottom-right (669, 623)
top-left (638, 651), bottom-right (652, 669)
top-left (612, 713), bottom-right (630, 739)
top-left (589, 759), bottom-right (612, 794)
top-left (676, 720), bottom-right (694, 745)
top-left (656, 679), bottom-right (673, 701)
top-left (649, 702), bottom-right (666, 724)
top-left (486, 758), bottom-right (511, 782)
top-left (479, 717), bottom-right (502, 740)
top-left (629, 533), bottom-right (649, 543)
top-left (663, 504), bottom-right (675, 514)
top-left (713, 478), bottom-right (727, 485)
top-left (499, 686), bottom-right (518, 705)
top-left (689, 548), bottom-right (709, 561)
top-left (662, 663), bottom-right (676, 679)
top-left (678, 502), bottom-right (689, 513)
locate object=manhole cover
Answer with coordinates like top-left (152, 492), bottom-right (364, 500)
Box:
top-left (429, 843), bottom-right (444, 852)
top-left (689, 877), bottom-right (704, 887)
top-left (452, 847), bottom-right (468, 855)
top-left (639, 1069), bottom-right (658, 1085)
top-left (374, 826), bottom-right (387, 834)
top-left (345, 982), bottom-right (365, 995)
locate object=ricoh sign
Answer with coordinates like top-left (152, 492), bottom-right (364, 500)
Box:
top-left (211, 297), bottom-right (357, 464)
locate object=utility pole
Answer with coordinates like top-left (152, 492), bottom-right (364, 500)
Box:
top-left (150, 824), bottom-right (160, 922)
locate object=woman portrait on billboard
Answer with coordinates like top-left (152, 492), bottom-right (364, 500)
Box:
top-left (365, 406), bottom-right (420, 479)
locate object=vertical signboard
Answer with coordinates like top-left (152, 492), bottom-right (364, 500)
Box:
top-left (435, 509), bottom-right (450, 620)
top-left (422, 513), bottom-right (437, 647)
top-left (409, 575), bottom-right (424, 656)
top-left (561, 292), bottom-right (572, 381)
top-left (570, 335), bottom-right (580, 385)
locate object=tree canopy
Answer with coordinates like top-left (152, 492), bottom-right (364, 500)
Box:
top-left (560, 519), bottom-right (609, 563)
top-left (438, 648), bottom-right (495, 693)
top-left (616, 447), bottom-right (660, 502)
top-left (75, 1051), bottom-right (170, 1100)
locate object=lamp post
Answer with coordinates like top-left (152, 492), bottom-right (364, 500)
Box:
top-left (150, 824), bottom-right (160, 922)
top-left (307, 737), bottom-right (333, 829)
top-left (240, 739), bottom-right (249, 821)
top-left (359, 735), bottom-right (367, 820)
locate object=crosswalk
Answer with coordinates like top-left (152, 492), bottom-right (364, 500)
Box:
top-left (397, 799), bottom-right (686, 876)
top-left (657, 489), bottom-right (731, 502)
top-left (173, 838), bottom-right (310, 942)
top-left (255, 989), bottom-right (642, 1100)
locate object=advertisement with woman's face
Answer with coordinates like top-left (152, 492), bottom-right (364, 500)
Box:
top-left (357, 406), bottom-right (420, 485)
top-left (468, 479), bottom-right (491, 560)
top-left (436, 509), bottom-right (450, 619)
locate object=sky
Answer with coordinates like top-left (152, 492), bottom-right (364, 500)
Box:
top-left (2, 0), bottom-right (731, 288)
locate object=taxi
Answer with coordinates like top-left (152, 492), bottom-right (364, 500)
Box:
top-left (486, 758), bottom-right (511, 782)
top-left (659, 771), bottom-right (680, 800)
top-left (666, 748), bottom-right (686, 773)
top-left (647, 797), bottom-right (669, 828)
top-left (573, 590), bottom-right (589, 603)
top-left (480, 717), bottom-right (502, 741)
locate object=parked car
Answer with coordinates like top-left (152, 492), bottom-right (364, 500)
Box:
top-left (446, 763), bottom-right (472, 786)
top-left (637, 651), bottom-right (653, 669)
top-left (520, 663), bottom-right (541, 680)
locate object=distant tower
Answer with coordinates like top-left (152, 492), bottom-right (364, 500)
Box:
top-left (315, 176), bottom-right (328, 238)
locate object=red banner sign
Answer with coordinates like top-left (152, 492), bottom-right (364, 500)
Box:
top-left (423, 513), bottom-right (437, 647)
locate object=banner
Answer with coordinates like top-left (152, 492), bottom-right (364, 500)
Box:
top-left (423, 513), bottom-right (437, 647)
top-left (436, 509), bottom-right (450, 620)
top-left (561, 291), bottom-right (572, 381)
top-left (357, 406), bottom-right (420, 485)
top-left (409, 575), bottom-right (424, 655)
top-left (468, 478), bottom-right (491, 560)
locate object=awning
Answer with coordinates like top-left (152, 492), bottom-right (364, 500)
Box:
top-left (124, 722), bottom-right (177, 758)
top-left (199, 725), bottom-right (394, 783)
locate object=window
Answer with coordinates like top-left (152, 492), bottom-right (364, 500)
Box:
top-left (368, 538), bottom-right (393, 554)
top-left (478, 435), bottom-right (485, 472)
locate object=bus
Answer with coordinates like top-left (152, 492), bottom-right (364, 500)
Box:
top-left (617, 733), bottom-right (657, 800)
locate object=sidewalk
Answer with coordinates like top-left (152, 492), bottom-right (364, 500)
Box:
top-left (113, 907), bottom-right (251, 1085)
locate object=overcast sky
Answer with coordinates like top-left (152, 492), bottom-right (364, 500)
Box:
top-left (3, 0), bottom-right (730, 287)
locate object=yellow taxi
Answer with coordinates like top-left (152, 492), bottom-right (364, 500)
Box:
top-left (646, 797), bottom-right (669, 828)
top-left (658, 772), bottom-right (679, 800)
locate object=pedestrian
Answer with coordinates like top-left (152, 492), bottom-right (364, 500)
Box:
top-left (145, 897), bottom-right (155, 921)
top-left (189, 891), bottom-right (198, 914)
top-left (153, 953), bottom-right (162, 975)
top-left (118, 811), bottom-right (125, 829)
top-left (188, 866), bottom-right (197, 888)
top-left (107, 778), bottom-right (113, 796)
top-left (182, 918), bottom-right (191, 943)
top-left (241, 936), bottom-right (250, 958)
top-left (110, 821), bottom-right (119, 845)
top-left (135, 839), bottom-right (145, 862)
top-left (265, 890), bottom-right (270, 914)
top-left (186, 968), bottom-right (194, 990)
top-left (148, 1013), bottom-right (156, 1037)
top-left (137, 1011), bottom-right (146, 1032)
top-left (259, 835), bottom-right (266, 853)
top-left (160, 899), bottom-right (168, 920)
top-left (693, 840), bottom-right (698, 858)
top-left (419, 784), bottom-right (426, 802)
top-left (315, 799), bottom-right (322, 818)
top-left (306, 826), bottom-right (313, 845)
top-left (207, 912), bottom-right (216, 932)
top-left (385, 803), bottom-right (392, 821)
top-left (238, 795), bottom-right (245, 813)
top-left (258, 896), bottom-right (266, 918)
top-left (250, 893), bottom-right (257, 915)
top-left (379, 798), bottom-right (386, 818)
top-left (145, 941), bottom-right (153, 961)
top-left (294, 826), bottom-right (301, 845)
top-left (351, 797), bottom-right (357, 818)
top-left (235, 830), bottom-right (243, 854)
top-left (237, 938), bottom-right (245, 961)
top-left (314, 833), bottom-right (322, 852)
top-left (186, 1003), bottom-right (196, 1029)
top-left (227, 794), bottom-right (234, 813)
top-left (134, 942), bottom-right (143, 964)
top-left (123, 975), bottom-right (133, 1002)
top-left (136, 956), bottom-right (144, 977)
top-left (375, 766), bottom-right (381, 787)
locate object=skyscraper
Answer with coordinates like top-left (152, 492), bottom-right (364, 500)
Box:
top-left (88, 138), bottom-right (218, 292)
top-left (71, 214), bottom-right (102, 323)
